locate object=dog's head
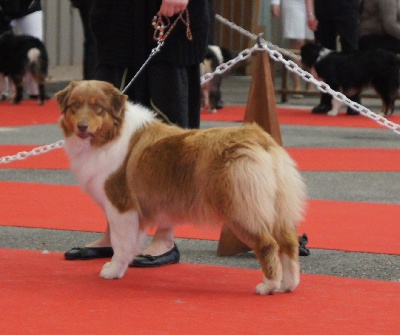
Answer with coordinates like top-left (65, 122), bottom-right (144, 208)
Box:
top-left (56, 80), bottom-right (127, 147)
top-left (300, 43), bottom-right (326, 69)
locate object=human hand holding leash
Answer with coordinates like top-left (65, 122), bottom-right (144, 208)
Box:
top-left (159, 0), bottom-right (188, 17)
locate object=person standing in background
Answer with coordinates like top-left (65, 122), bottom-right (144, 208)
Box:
top-left (70, 0), bottom-right (96, 80)
top-left (0, 3), bottom-right (11, 100)
top-left (271, 0), bottom-right (314, 94)
top-left (64, 0), bottom-right (210, 267)
top-left (359, 0), bottom-right (400, 53)
top-left (305, 0), bottom-right (361, 115)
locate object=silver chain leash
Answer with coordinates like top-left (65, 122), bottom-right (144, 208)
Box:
top-left (122, 41), bottom-right (164, 94)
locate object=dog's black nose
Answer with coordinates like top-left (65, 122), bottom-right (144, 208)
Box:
top-left (77, 123), bottom-right (88, 133)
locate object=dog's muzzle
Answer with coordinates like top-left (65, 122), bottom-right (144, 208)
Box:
top-left (77, 122), bottom-right (91, 139)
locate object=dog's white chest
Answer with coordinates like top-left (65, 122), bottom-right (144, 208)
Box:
top-left (64, 137), bottom-right (127, 206)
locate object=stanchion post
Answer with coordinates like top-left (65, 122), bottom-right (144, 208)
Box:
top-left (217, 50), bottom-right (282, 256)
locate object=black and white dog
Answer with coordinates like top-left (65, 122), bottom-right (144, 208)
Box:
top-left (200, 45), bottom-right (232, 113)
top-left (0, 31), bottom-right (48, 104)
top-left (300, 42), bottom-right (400, 116)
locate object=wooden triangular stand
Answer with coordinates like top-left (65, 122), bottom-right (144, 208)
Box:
top-left (217, 51), bottom-right (282, 256)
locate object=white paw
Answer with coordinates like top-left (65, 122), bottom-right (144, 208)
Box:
top-left (327, 110), bottom-right (338, 116)
top-left (99, 261), bottom-right (126, 279)
top-left (278, 276), bottom-right (300, 293)
top-left (255, 280), bottom-right (280, 295)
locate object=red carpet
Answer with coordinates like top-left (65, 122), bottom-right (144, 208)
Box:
top-left (1, 181), bottom-right (399, 255)
top-left (0, 248), bottom-right (399, 335)
top-left (201, 105), bottom-right (400, 129)
top-left (2, 145), bottom-right (399, 171)
top-left (287, 147), bottom-right (400, 171)
top-left (0, 99), bottom-right (59, 126)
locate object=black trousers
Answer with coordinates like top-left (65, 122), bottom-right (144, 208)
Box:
top-left (314, 0), bottom-right (360, 107)
top-left (94, 62), bottom-right (201, 129)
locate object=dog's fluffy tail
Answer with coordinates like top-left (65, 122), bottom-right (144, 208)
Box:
top-left (269, 145), bottom-right (307, 228)
top-left (214, 127), bottom-right (307, 236)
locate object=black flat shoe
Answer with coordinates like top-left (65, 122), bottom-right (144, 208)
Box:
top-left (129, 244), bottom-right (180, 268)
top-left (299, 234), bottom-right (310, 256)
top-left (64, 247), bottom-right (114, 260)
top-left (29, 94), bottom-right (50, 100)
top-left (312, 103), bottom-right (332, 114)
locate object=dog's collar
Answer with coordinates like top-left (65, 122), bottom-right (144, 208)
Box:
top-left (316, 48), bottom-right (332, 63)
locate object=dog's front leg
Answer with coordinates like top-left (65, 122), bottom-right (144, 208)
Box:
top-left (100, 206), bottom-right (141, 279)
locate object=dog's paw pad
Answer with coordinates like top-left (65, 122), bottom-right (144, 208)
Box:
top-left (100, 262), bottom-right (122, 279)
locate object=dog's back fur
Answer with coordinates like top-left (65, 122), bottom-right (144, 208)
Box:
top-left (0, 31), bottom-right (48, 104)
top-left (56, 80), bottom-right (307, 295)
top-left (300, 42), bottom-right (400, 116)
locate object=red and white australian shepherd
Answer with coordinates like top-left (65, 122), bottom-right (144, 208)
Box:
top-left (56, 80), bottom-right (307, 295)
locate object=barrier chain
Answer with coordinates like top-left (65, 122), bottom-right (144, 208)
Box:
top-left (0, 140), bottom-right (65, 165)
top-left (204, 15), bottom-right (400, 135)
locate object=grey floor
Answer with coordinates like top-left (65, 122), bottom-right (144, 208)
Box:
top-left (0, 75), bottom-right (399, 282)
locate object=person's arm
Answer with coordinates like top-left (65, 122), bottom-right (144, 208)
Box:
top-left (379, 0), bottom-right (400, 40)
top-left (271, 0), bottom-right (280, 17)
top-left (159, 0), bottom-right (188, 17)
top-left (305, 0), bottom-right (318, 31)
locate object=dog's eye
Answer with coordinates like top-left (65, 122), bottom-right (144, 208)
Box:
top-left (93, 103), bottom-right (104, 114)
top-left (70, 102), bottom-right (81, 110)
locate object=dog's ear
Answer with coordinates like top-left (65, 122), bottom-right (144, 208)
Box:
top-left (106, 84), bottom-right (128, 123)
top-left (55, 81), bottom-right (77, 113)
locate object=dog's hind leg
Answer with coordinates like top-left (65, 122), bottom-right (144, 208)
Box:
top-left (276, 226), bottom-right (301, 292)
top-left (30, 70), bottom-right (46, 105)
top-left (252, 233), bottom-right (283, 295)
top-left (237, 225), bottom-right (300, 294)
top-left (10, 76), bottom-right (24, 104)
top-left (38, 83), bottom-right (46, 105)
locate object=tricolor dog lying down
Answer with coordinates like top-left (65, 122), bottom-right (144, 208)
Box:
top-left (56, 80), bottom-right (307, 295)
